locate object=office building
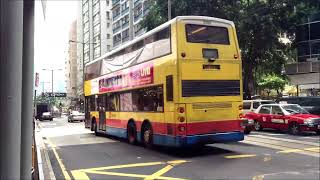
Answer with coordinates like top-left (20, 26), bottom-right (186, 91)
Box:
top-left (65, 21), bottom-right (78, 99)
top-left (285, 13), bottom-right (320, 96)
top-left (76, 0), bottom-right (113, 97)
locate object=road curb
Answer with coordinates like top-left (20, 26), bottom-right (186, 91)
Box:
top-left (35, 121), bottom-right (56, 180)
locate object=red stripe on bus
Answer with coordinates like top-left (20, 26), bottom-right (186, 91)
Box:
top-left (103, 118), bottom-right (241, 135)
top-left (186, 120), bottom-right (242, 135)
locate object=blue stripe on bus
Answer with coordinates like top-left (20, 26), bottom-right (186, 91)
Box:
top-left (153, 131), bottom-right (244, 147)
top-left (100, 126), bottom-right (244, 147)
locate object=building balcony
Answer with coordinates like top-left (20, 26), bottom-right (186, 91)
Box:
top-left (122, 7), bottom-right (129, 15)
top-left (113, 26), bottom-right (121, 34)
top-left (134, 0), bottom-right (142, 6)
top-left (112, 0), bottom-right (120, 6)
top-left (122, 22), bottom-right (129, 29)
top-left (134, 13), bottom-right (143, 22)
top-left (113, 13), bottom-right (121, 21)
top-left (285, 61), bottom-right (320, 75)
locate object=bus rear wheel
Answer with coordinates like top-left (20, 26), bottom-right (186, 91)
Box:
top-left (142, 123), bottom-right (153, 148)
top-left (127, 121), bottom-right (137, 145)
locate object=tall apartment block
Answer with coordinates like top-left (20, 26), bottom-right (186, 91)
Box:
top-left (76, 0), bottom-right (113, 97)
top-left (65, 21), bottom-right (78, 99)
top-left (112, 0), bottom-right (151, 48)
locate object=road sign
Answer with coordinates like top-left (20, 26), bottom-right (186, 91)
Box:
top-left (42, 92), bottom-right (67, 97)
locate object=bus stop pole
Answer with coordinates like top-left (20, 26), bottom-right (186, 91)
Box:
top-left (21, 0), bottom-right (35, 179)
top-left (0, 0), bottom-right (24, 179)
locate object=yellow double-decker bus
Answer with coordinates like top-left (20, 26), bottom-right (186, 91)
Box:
top-left (84, 16), bottom-right (244, 147)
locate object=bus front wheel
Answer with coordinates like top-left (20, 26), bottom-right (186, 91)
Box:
top-left (142, 123), bottom-right (153, 148)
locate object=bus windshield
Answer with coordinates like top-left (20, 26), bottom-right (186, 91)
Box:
top-left (186, 24), bottom-right (230, 44)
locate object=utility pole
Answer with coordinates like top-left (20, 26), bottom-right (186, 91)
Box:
top-left (0, 0), bottom-right (24, 179)
top-left (21, 0), bottom-right (35, 178)
top-left (168, 0), bottom-right (171, 20)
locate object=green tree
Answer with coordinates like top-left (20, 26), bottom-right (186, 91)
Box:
top-left (258, 74), bottom-right (287, 97)
top-left (142, 0), bottom-right (319, 97)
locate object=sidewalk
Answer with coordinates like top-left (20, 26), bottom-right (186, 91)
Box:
top-left (35, 121), bottom-right (56, 180)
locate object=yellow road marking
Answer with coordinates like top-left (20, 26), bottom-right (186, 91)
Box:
top-left (252, 175), bottom-right (264, 180)
top-left (277, 147), bottom-right (320, 154)
top-left (71, 160), bottom-right (189, 180)
top-left (145, 165), bottom-right (174, 180)
top-left (225, 154), bottom-right (257, 159)
top-left (305, 147), bottom-right (320, 152)
top-left (277, 149), bottom-right (303, 154)
top-left (263, 156), bottom-right (272, 162)
top-left (84, 161), bottom-right (165, 171)
top-left (47, 140), bottom-right (71, 180)
top-left (71, 170), bottom-right (90, 180)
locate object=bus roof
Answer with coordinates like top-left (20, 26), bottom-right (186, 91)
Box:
top-left (85, 16), bottom-right (235, 66)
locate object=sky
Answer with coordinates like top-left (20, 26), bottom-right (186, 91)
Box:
top-left (34, 0), bottom-right (77, 94)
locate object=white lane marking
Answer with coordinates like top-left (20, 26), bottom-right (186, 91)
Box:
top-left (248, 135), bottom-right (319, 147)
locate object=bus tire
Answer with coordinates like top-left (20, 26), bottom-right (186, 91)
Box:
top-left (127, 120), bottom-right (137, 145)
top-left (141, 121), bottom-right (153, 148)
top-left (91, 118), bottom-right (96, 131)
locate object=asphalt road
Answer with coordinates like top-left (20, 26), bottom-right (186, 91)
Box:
top-left (37, 117), bottom-right (320, 180)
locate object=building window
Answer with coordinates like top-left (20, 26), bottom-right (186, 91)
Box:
top-left (106, 11), bottom-right (110, 20)
top-left (107, 45), bottom-right (111, 51)
top-left (84, 32), bottom-right (89, 42)
top-left (107, 22), bottom-right (110, 28)
top-left (121, 0), bottom-right (129, 12)
top-left (106, 0), bottom-right (110, 6)
top-left (134, 3), bottom-right (142, 21)
top-left (113, 20), bottom-right (121, 33)
top-left (83, 11), bottom-right (89, 22)
top-left (93, 24), bottom-right (100, 35)
top-left (113, 33), bottom-right (121, 45)
top-left (93, 1), bottom-right (100, 14)
top-left (93, 12), bottom-right (100, 25)
top-left (113, 6), bottom-right (121, 20)
top-left (83, 21), bottom-right (89, 32)
top-left (107, 34), bottom-right (111, 39)
top-left (94, 46), bottom-right (101, 58)
top-left (121, 15), bottom-right (129, 26)
top-left (94, 34), bottom-right (101, 46)
top-left (122, 28), bottom-right (129, 41)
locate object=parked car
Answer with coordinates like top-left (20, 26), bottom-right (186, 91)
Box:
top-left (243, 99), bottom-right (275, 113)
top-left (68, 111), bottom-right (85, 122)
top-left (40, 112), bottom-right (53, 121)
top-left (277, 96), bottom-right (320, 115)
top-left (245, 104), bottom-right (320, 135)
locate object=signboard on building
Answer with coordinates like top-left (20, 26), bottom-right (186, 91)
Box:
top-left (42, 92), bottom-right (67, 97)
top-left (35, 73), bottom-right (39, 87)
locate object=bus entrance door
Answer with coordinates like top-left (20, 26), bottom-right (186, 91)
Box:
top-left (98, 96), bottom-right (106, 131)
top-left (99, 108), bottom-right (106, 131)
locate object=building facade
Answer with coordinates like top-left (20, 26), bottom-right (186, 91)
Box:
top-left (285, 14), bottom-right (320, 96)
top-left (75, 0), bottom-right (151, 97)
top-left (112, 0), bottom-right (151, 48)
top-left (65, 21), bottom-right (78, 99)
top-left (76, 0), bottom-right (113, 97)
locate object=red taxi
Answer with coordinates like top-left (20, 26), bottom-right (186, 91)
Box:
top-left (245, 104), bottom-right (320, 135)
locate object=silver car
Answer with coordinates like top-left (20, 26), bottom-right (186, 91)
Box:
top-left (68, 111), bottom-right (85, 122)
